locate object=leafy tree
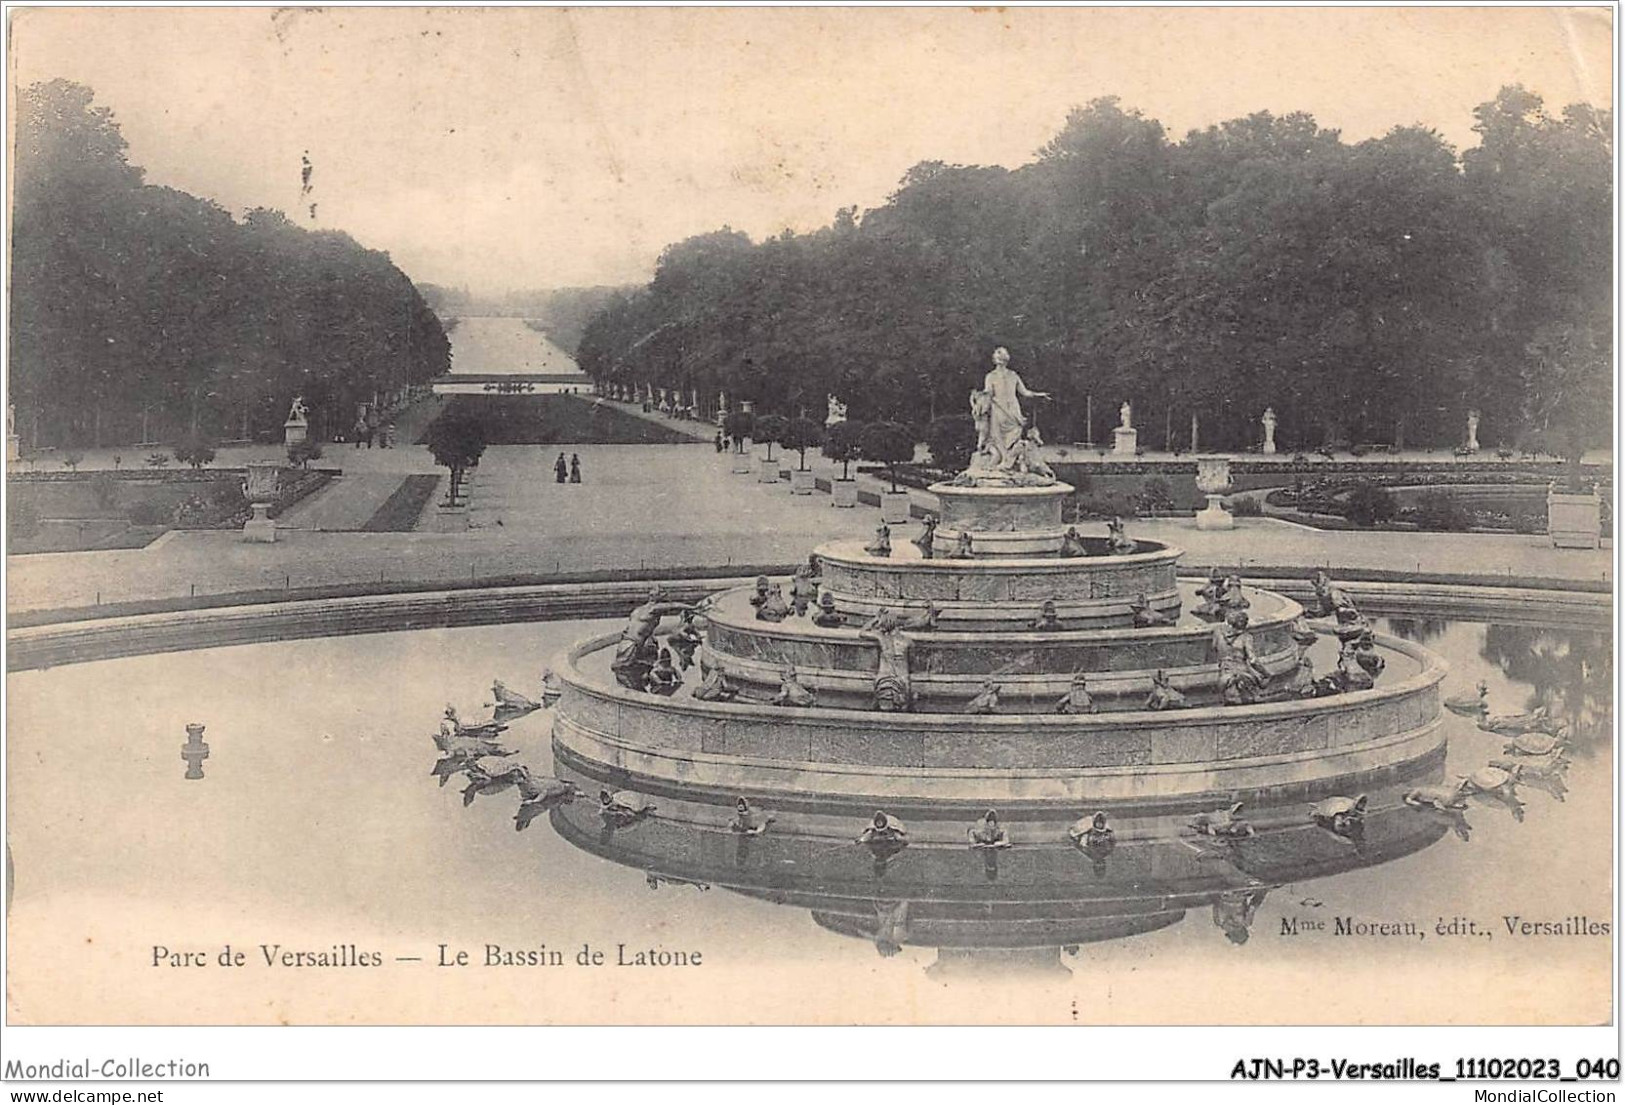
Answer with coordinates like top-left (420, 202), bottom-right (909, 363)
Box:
top-left (925, 414), bottom-right (977, 474)
top-left (822, 420), bottom-right (865, 480)
top-left (173, 435), bottom-right (217, 469)
top-left (60, 450), bottom-right (84, 472)
top-left (752, 414), bottom-right (788, 461)
top-left (722, 410), bottom-right (754, 453)
top-left (572, 87), bottom-right (1609, 459)
top-left (287, 438), bottom-right (324, 469)
top-left (781, 417), bottom-right (823, 470)
top-left (861, 421), bottom-right (914, 493)
top-left (1344, 480), bottom-right (1397, 525)
top-left (424, 412), bottom-right (486, 503)
top-left (10, 81), bottom-right (450, 452)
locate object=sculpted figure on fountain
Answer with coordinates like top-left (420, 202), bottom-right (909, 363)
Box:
top-left (955, 347), bottom-right (1056, 487)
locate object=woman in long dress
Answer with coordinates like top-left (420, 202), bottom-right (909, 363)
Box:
top-left (980, 347), bottom-right (1049, 467)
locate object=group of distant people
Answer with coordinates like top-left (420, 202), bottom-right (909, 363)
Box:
top-left (554, 452), bottom-right (583, 483)
top-left (343, 417), bottom-right (395, 448)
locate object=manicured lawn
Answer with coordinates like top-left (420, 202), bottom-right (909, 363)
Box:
top-left (417, 395), bottom-right (701, 446)
top-left (361, 475), bottom-right (443, 532)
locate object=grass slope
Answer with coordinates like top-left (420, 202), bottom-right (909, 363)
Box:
top-left (361, 475), bottom-right (443, 532)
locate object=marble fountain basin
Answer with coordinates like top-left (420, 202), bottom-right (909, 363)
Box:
top-left (699, 581), bottom-right (1304, 712)
top-left (550, 622), bottom-right (1446, 813)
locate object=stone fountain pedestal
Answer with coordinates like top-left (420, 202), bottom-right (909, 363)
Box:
top-left (241, 503), bottom-right (277, 543)
top-left (1193, 455), bottom-right (1234, 531)
top-left (1195, 494), bottom-right (1235, 531)
top-left (928, 480), bottom-right (1075, 556)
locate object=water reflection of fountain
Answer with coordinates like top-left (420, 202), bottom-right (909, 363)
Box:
top-left (540, 764), bottom-right (1459, 975)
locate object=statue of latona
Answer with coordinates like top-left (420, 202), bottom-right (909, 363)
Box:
top-left (960, 347), bottom-right (1053, 486)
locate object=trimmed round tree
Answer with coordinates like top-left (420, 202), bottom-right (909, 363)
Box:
top-left (722, 410), bottom-right (754, 454)
top-left (425, 411), bottom-right (488, 504)
top-left (822, 419), bottom-right (865, 481)
top-left (753, 414), bottom-right (789, 462)
top-left (782, 417), bottom-right (823, 470)
top-left (925, 414), bottom-right (977, 475)
top-left (862, 420), bottom-right (915, 493)
top-left (173, 435), bottom-right (217, 470)
top-left (287, 439), bottom-right (324, 470)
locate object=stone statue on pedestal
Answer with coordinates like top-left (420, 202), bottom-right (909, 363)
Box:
top-left (1466, 409), bottom-right (1481, 453)
top-left (1261, 408), bottom-right (1278, 455)
top-left (826, 395), bottom-right (848, 426)
top-left (284, 396), bottom-right (310, 446)
top-left (960, 347), bottom-right (1053, 486)
top-left (1112, 401), bottom-right (1138, 456)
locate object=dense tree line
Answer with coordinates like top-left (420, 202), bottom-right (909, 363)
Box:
top-left (578, 88), bottom-right (1611, 456)
top-left (10, 80), bottom-right (450, 450)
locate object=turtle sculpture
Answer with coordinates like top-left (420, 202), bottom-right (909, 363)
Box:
top-left (1489, 756), bottom-right (1569, 803)
top-left (1068, 811), bottom-right (1115, 849)
top-left (517, 774), bottom-right (585, 805)
top-left (431, 729), bottom-right (516, 761)
top-left (462, 762), bottom-right (532, 807)
top-left (729, 798), bottom-right (775, 836)
top-left (453, 718), bottom-right (509, 742)
top-left (1491, 750), bottom-right (1567, 779)
top-left (1188, 802), bottom-right (1254, 839)
top-left (1443, 681), bottom-right (1490, 718)
top-left (1308, 794), bottom-right (1367, 836)
top-left (429, 746), bottom-right (517, 787)
top-left (513, 777), bottom-right (586, 832)
top-left (1465, 765), bottom-right (1519, 800)
top-left (1477, 705), bottom-right (1558, 737)
top-left (1464, 764), bottom-right (1526, 822)
top-left (487, 679), bottom-right (540, 718)
top-left (1402, 778), bottom-right (1470, 811)
top-left (967, 810), bottom-right (1012, 850)
top-left (599, 789), bottom-right (658, 824)
top-left (1502, 730), bottom-right (1569, 758)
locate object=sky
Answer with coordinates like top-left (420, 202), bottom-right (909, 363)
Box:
top-left (9, 6), bottom-right (1614, 297)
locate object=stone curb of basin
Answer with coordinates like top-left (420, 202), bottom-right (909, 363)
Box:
top-left (6, 574), bottom-right (1609, 673)
top-left (5, 577), bottom-right (758, 672)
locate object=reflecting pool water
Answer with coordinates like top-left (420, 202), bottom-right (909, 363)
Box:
top-left (5, 614), bottom-right (1612, 1024)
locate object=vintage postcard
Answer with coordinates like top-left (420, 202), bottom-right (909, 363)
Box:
top-left (2, 3), bottom-right (1615, 1068)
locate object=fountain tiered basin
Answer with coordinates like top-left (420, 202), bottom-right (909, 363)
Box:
top-left (551, 479), bottom-right (1447, 812)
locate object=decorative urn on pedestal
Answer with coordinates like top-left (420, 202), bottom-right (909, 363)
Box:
top-left (240, 464), bottom-right (281, 544)
top-left (1194, 455), bottom-right (1235, 530)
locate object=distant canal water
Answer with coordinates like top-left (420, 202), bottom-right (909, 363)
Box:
top-left (5, 613), bottom-right (1611, 1024)
top-left (446, 316), bottom-right (583, 377)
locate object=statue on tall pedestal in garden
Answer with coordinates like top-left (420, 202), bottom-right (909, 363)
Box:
top-left (960, 347), bottom-right (1054, 486)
